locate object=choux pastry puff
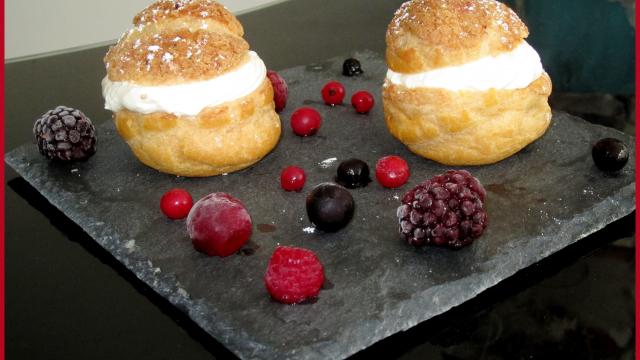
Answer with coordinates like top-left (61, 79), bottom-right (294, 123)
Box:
top-left (383, 0), bottom-right (552, 165)
top-left (102, 0), bottom-right (281, 177)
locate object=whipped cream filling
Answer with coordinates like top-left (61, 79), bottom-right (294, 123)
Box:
top-left (102, 51), bottom-right (266, 117)
top-left (386, 41), bottom-right (544, 91)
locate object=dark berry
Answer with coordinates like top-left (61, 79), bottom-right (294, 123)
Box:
top-left (264, 246), bottom-right (325, 304)
top-left (336, 159), bottom-right (371, 189)
top-left (280, 166), bottom-right (306, 192)
top-left (160, 188), bottom-right (193, 219)
top-left (321, 81), bottom-right (346, 106)
top-left (375, 155), bottom-right (410, 188)
top-left (592, 138), bottom-right (629, 172)
top-left (33, 106), bottom-right (96, 161)
top-left (187, 193), bottom-right (252, 257)
top-left (306, 183), bottom-right (355, 232)
top-left (351, 91), bottom-right (375, 114)
top-left (342, 58), bottom-right (363, 77)
top-left (291, 107), bottom-right (322, 136)
top-left (267, 70), bottom-right (288, 113)
top-left (397, 170), bottom-right (487, 249)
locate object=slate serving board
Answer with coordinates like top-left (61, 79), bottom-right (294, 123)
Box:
top-left (5, 51), bottom-right (635, 360)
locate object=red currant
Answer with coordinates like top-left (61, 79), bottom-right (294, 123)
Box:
top-left (160, 188), bottom-right (193, 219)
top-left (267, 70), bottom-right (288, 113)
top-left (375, 156), bottom-right (410, 188)
top-left (290, 107), bottom-right (322, 136)
top-left (321, 81), bottom-right (346, 106)
top-left (351, 91), bottom-right (375, 114)
top-left (280, 166), bottom-right (306, 192)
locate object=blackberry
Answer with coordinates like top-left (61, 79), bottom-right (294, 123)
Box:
top-left (33, 106), bottom-right (96, 161)
top-left (397, 170), bottom-right (488, 249)
top-left (342, 58), bottom-right (363, 77)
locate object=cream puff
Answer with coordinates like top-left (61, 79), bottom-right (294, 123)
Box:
top-left (102, 0), bottom-right (281, 177)
top-left (382, 0), bottom-right (552, 166)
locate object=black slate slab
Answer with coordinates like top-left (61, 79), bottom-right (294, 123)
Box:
top-left (5, 52), bottom-right (635, 360)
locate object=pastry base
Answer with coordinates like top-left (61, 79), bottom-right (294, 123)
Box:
top-left (382, 73), bottom-right (552, 165)
top-left (114, 78), bottom-right (281, 177)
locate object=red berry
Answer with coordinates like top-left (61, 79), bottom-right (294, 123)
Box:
top-left (290, 107), bottom-right (322, 136)
top-left (375, 155), bottom-right (410, 188)
top-left (267, 70), bottom-right (288, 113)
top-left (186, 193), bottom-right (252, 257)
top-left (264, 246), bottom-right (325, 304)
top-left (321, 81), bottom-right (346, 106)
top-left (160, 188), bottom-right (193, 219)
top-left (280, 166), bottom-right (306, 192)
top-left (351, 91), bottom-right (375, 114)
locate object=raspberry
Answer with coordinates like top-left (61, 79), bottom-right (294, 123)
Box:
top-left (267, 70), bottom-right (288, 113)
top-left (33, 106), bottom-right (97, 161)
top-left (397, 170), bottom-right (488, 249)
top-left (264, 246), bottom-right (325, 304)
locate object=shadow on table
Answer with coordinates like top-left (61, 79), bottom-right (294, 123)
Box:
top-left (8, 177), bottom-right (634, 360)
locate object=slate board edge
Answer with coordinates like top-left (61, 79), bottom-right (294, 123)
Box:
top-left (333, 183), bottom-right (636, 360)
top-left (4, 152), bottom-right (285, 360)
top-left (5, 134), bottom-right (636, 360)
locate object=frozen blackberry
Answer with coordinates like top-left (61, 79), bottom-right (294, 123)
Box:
top-left (397, 170), bottom-right (488, 249)
top-left (33, 106), bottom-right (96, 161)
top-left (342, 58), bottom-right (363, 77)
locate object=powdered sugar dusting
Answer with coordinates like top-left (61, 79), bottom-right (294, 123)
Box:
top-left (390, 0), bottom-right (525, 39)
top-left (303, 227), bottom-right (316, 234)
top-left (162, 52), bottom-right (174, 63)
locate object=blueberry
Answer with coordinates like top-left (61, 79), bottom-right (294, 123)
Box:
top-left (306, 183), bottom-right (354, 232)
top-left (592, 138), bottom-right (629, 173)
top-left (342, 58), bottom-right (363, 77)
top-left (336, 158), bottom-right (371, 189)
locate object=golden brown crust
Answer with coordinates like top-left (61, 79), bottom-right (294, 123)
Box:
top-left (134, 0), bottom-right (244, 37)
top-left (386, 0), bottom-right (529, 73)
top-left (105, 0), bottom-right (249, 85)
top-left (382, 73), bottom-right (552, 165)
top-left (105, 27), bottom-right (248, 85)
top-left (113, 79), bottom-right (280, 177)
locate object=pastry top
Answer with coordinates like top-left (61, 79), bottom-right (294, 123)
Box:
top-left (105, 0), bottom-right (249, 85)
top-left (133, 0), bottom-right (244, 37)
top-left (386, 0), bottom-right (529, 73)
